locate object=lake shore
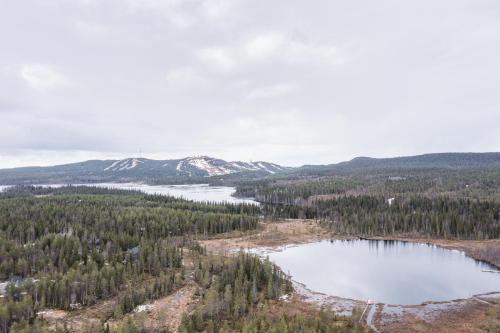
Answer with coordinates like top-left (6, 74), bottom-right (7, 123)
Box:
top-left (201, 219), bottom-right (500, 269)
top-left (200, 219), bottom-right (500, 333)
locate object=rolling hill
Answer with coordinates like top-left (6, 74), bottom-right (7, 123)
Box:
top-left (0, 156), bottom-right (287, 185)
top-left (0, 152), bottom-right (499, 185)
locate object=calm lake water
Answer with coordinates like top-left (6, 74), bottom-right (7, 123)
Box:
top-left (0, 183), bottom-right (256, 204)
top-left (260, 240), bottom-right (500, 305)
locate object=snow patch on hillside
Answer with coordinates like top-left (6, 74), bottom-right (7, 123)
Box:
top-left (186, 157), bottom-right (232, 176)
top-left (257, 162), bottom-right (276, 174)
top-left (229, 161), bottom-right (260, 171)
top-left (103, 156), bottom-right (286, 176)
top-left (104, 158), bottom-right (144, 171)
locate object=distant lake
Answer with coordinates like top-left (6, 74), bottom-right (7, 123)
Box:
top-left (257, 240), bottom-right (500, 305)
top-left (81, 183), bottom-right (257, 204)
top-left (0, 183), bottom-right (256, 204)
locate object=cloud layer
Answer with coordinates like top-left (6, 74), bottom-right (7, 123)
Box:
top-left (1, 0), bottom-right (499, 167)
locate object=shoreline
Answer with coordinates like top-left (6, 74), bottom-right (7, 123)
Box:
top-left (200, 219), bottom-right (500, 332)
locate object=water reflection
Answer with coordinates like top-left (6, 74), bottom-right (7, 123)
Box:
top-left (261, 240), bottom-right (500, 305)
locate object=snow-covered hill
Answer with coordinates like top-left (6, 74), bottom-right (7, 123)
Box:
top-left (0, 156), bottom-right (289, 185)
top-left (101, 156), bottom-right (287, 177)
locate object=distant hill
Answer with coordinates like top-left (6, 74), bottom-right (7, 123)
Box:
top-left (333, 152), bottom-right (500, 171)
top-left (0, 156), bottom-right (288, 185)
top-left (1, 152), bottom-right (499, 185)
top-left (294, 152), bottom-right (500, 176)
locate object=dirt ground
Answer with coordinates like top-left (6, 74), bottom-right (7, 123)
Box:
top-left (38, 254), bottom-right (199, 333)
top-left (38, 296), bottom-right (117, 332)
top-left (39, 285), bottom-right (197, 333)
top-left (106, 283), bottom-right (198, 333)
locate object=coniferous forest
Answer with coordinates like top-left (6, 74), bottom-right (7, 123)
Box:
top-left (0, 186), bottom-right (367, 333)
top-left (1, 165), bottom-right (500, 332)
top-left (236, 169), bottom-right (500, 240)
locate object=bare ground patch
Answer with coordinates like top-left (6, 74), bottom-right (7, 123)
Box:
top-left (107, 283), bottom-right (198, 333)
top-left (39, 296), bottom-right (118, 332)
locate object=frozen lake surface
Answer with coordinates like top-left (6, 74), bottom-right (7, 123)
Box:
top-left (0, 183), bottom-right (256, 204)
top-left (258, 239), bottom-right (500, 305)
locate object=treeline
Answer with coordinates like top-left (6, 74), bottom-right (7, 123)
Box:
top-left (319, 196), bottom-right (500, 239)
top-left (1, 186), bottom-right (260, 216)
top-left (0, 195), bottom-right (258, 253)
top-left (235, 179), bottom-right (359, 205)
top-left (0, 185), bottom-right (144, 199)
top-left (235, 169), bottom-right (500, 203)
top-left (112, 307), bottom-right (367, 333)
top-left (263, 195), bottom-right (500, 239)
top-left (238, 311), bottom-right (366, 333)
top-left (143, 194), bottom-right (260, 216)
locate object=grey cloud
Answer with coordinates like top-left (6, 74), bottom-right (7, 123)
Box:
top-left (0, 0), bottom-right (499, 168)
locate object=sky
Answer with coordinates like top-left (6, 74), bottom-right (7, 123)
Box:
top-left (1, 0), bottom-right (499, 168)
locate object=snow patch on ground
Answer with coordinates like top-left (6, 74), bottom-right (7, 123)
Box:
top-left (134, 304), bottom-right (154, 313)
top-left (0, 282), bottom-right (7, 296)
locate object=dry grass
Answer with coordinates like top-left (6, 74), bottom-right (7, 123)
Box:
top-left (378, 299), bottom-right (500, 333)
top-left (200, 219), bottom-right (333, 255)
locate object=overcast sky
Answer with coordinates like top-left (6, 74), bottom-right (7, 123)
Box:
top-left (1, 0), bottom-right (499, 168)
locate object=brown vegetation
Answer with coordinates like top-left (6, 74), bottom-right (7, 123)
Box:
top-left (200, 219), bottom-right (333, 254)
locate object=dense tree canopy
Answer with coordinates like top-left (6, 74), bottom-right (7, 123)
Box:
top-left (0, 187), bottom-right (259, 332)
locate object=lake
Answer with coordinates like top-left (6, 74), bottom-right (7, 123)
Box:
top-left (258, 239), bottom-right (500, 305)
top-left (0, 183), bottom-right (256, 204)
top-left (81, 183), bottom-right (256, 204)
